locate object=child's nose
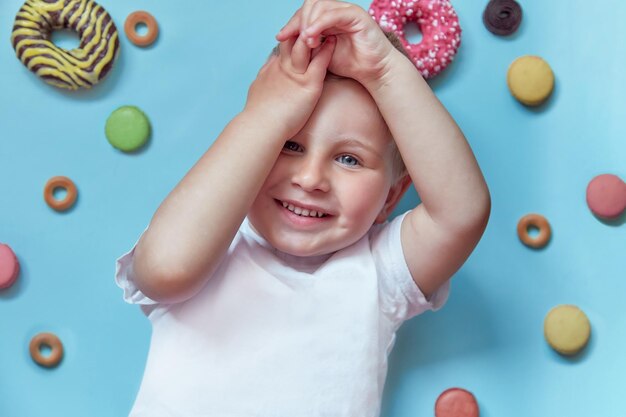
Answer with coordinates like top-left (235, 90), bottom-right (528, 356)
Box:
top-left (291, 157), bottom-right (330, 193)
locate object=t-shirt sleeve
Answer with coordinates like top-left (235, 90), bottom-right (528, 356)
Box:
top-left (370, 210), bottom-right (450, 326)
top-left (114, 225), bottom-right (160, 317)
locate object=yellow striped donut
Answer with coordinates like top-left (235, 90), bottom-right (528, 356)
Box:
top-left (10, 0), bottom-right (120, 90)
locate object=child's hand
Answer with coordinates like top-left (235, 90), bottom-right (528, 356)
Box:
top-left (244, 33), bottom-right (335, 140)
top-left (276, 0), bottom-right (402, 89)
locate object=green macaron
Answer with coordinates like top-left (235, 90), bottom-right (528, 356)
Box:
top-left (105, 105), bottom-right (151, 152)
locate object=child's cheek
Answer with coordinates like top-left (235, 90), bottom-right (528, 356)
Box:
top-left (339, 173), bottom-right (388, 218)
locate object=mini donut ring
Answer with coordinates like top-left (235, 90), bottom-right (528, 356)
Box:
top-left (11, 0), bottom-right (120, 90)
top-left (483, 0), bottom-right (522, 36)
top-left (30, 332), bottom-right (64, 368)
top-left (369, 0), bottom-right (462, 78)
top-left (517, 213), bottom-right (551, 249)
top-left (125, 11), bottom-right (159, 47)
top-left (44, 176), bottom-right (78, 212)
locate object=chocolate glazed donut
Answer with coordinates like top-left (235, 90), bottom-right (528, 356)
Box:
top-left (10, 0), bottom-right (120, 90)
top-left (483, 0), bottom-right (523, 36)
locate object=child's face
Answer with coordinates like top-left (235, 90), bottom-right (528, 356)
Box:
top-left (248, 77), bottom-right (402, 257)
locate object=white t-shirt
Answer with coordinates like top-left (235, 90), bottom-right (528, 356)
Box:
top-left (115, 211), bottom-right (450, 417)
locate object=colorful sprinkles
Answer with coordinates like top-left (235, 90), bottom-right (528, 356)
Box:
top-left (369, 0), bottom-right (462, 78)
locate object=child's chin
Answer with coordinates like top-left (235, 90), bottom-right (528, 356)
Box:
top-left (278, 245), bottom-right (318, 257)
top-left (273, 240), bottom-right (332, 258)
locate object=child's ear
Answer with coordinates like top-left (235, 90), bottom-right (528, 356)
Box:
top-left (374, 174), bottom-right (412, 224)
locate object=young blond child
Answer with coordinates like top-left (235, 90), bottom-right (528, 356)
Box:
top-left (115, 1), bottom-right (490, 415)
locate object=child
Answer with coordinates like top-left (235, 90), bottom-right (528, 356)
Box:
top-left (115, 1), bottom-right (490, 415)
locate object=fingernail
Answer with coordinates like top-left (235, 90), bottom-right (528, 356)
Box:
top-left (306, 37), bottom-right (314, 46)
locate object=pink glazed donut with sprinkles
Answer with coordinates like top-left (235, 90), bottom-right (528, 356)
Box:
top-left (369, 0), bottom-right (462, 78)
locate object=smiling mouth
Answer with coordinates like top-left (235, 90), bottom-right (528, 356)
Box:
top-left (276, 199), bottom-right (329, 218)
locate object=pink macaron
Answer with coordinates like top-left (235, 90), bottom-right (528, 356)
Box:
top-left (586, 174), bottom-right (626, 220)
top-left (435, 387), bottom-right (479, 417)
top-left (0, 243), bottom-right (20, 290)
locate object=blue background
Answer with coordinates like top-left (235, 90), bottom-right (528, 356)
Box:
top-left (1, 0), bottom-right (625, 416)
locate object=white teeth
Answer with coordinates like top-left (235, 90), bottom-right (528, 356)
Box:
top-left (280, 201), bottom-right (327, 218)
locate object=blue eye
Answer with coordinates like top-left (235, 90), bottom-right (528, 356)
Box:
top-left (337, 155), bottom-right (360, 166)
top-left (283, 141), bottom-right (303, 152)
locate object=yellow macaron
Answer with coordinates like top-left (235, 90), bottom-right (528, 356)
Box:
top-left (507, 55), bottom-right (555, 106)
top-left (544, 304), bottom-right (591, 356)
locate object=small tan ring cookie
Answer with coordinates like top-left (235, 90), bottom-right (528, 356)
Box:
top-left (125, 11), bottom-right (159, 47)
top-left (44, 176), bottom-right (78, 212)
top-left (30, 332), bottom-right (64, 368)
top-left (507, 55), bottom-right (554, 106)
top-left (517, 213), bottom-right (551, 249)
top-left (544, 305), bottom-right (591, 355)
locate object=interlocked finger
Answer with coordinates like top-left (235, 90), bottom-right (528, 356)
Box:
top-left (305, 4), bottom-right (362, 38)
top-left (300, 0), bottom-right (320, 33)
top-left (304, 2), bottom-right (354, 48)
top-left (291, 35), bottom-right (311, 74)
top-left (278, 36), bottom-right (297, 62)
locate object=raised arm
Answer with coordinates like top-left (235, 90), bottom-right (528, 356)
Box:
top-left (365, 52), bottom-right (491, 299)
top-left (131, 35), bottom-right (336, 303)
